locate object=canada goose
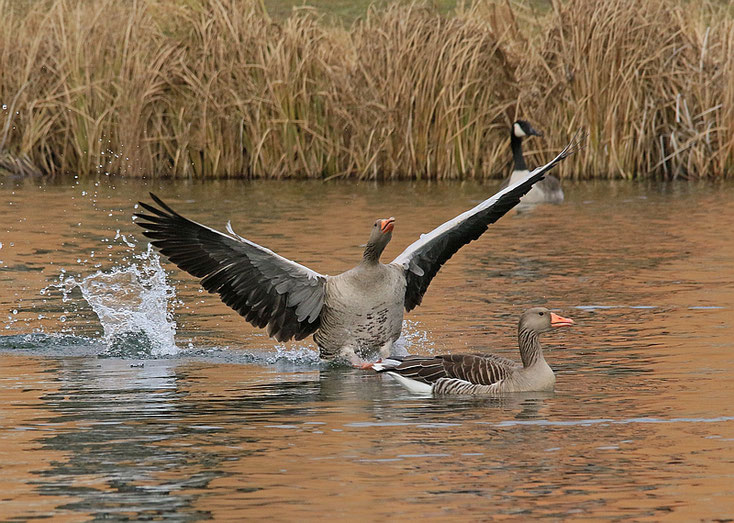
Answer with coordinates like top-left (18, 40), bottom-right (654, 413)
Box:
top-left (134, 137), bottom-right (581, 365)
top-left (368, 307), bottom-right (574, 394)
top-left (500, 120), bottom-right (564, 204)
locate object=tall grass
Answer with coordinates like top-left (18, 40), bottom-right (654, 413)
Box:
top-left (0, 0), bottom-right (731, 179)
top-left (515, 0), bottom-right (734, 179)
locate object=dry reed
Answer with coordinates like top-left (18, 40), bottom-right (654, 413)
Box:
top-left (513, 0), bottom-right (734, 179)
top-left (0, 0), bottom-right (731, 179)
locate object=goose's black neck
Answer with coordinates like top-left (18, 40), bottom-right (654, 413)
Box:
top-left (518, 327), bottom-right (543, 367)
top-left (511, 134), bottom-right (527, 171)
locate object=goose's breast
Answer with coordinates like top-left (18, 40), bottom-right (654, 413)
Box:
top-left (499, 363), bottom-right (555, 392)
top-left (317, 266), bottom-right (406, 352)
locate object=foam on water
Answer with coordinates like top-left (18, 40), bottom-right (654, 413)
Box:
top-left (178, 344), bottom-right (321, 368)
top-left (267, 344), bottom-right (321, 366)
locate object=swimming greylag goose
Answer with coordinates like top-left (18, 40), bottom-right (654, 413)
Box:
top-left (134, 135), bottom-right (581, 365)
top-left (500, 120), bottom-right (564, 204)
top-left (369, 307), bottom-right (574, 394)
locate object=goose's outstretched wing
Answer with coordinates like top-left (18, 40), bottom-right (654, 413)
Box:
top-left (134, 194), bottom-right (327, 342)
top-left (392, 131), bottom-right (583, 311)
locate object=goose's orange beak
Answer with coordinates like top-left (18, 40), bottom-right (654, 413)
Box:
top-left (380, 217), bottom-right (395, 233)
top-left (550, 312), bottom-right (574, 328)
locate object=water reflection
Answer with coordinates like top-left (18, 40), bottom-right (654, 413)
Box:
top-left (2, 353), bottom-right (734, 519)
top-left (1, 178), bottom-right (733, 518)
top-left (32, 360), bottom-right (199, 519)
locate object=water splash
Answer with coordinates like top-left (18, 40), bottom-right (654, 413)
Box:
top-left (395, 318), bottom-right (435, 355)
top-left (54, 244), bottom-right (178, 357)
top-left (267, 344), bottom-right (321, 366)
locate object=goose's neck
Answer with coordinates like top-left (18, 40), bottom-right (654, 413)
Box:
top-left (361, 244), bottom-right (382, 265)
top-left (518, 328), bottom-right (544, 367)
top-left (511, 134), bottom-right (527, 171)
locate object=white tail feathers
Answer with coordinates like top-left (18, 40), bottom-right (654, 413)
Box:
top-left (371, 358), bottom-right (403, 372)
top-left (386, 372), bottom-right (433, 394)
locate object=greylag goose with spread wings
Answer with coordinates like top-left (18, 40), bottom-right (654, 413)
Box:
top-left (134, 135), bottom-right (581, 364)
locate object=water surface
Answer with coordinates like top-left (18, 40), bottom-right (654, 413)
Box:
top-left (1, 177), bottom-right (733, 519)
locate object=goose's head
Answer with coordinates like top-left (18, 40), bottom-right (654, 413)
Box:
top-left (512, 120), bottom-right (544, 139)
top-left (363, 217), bottom-right (395, 261)
top-left (520, 307), bottom-right (574, 335)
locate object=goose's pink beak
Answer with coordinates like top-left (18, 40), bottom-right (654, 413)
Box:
top-left (380, 217), bottom-right (395, 233)
top-left (550, 312), bottom-right (574, 328)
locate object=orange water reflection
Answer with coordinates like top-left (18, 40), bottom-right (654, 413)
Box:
top-left (0, 178), bottom-right (733, 519)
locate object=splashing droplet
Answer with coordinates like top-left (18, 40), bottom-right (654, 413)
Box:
top-left (49, 244), bottom-right (178, 356)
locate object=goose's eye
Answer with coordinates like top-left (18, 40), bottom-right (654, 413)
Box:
top-left (539, 312), bottom-right (544, 316)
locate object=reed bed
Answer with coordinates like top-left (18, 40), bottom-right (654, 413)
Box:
top-left (515, 0), bottom-right (734, 179)
top-left (0, 0), bottom-right (731, 179)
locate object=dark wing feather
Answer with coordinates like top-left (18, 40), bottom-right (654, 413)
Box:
top-left (440, 354), bottom-right (517, 385)
top-left (376, 353), bottom-right (518, 386)
top-left (392, 131), bottom-right (584, 311)
top-left (390, 356), bottom-right (449, 383)
top-left (134, 193), bottom-right (327, 342)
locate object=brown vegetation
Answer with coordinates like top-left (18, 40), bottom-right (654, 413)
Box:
top-left (0, 0), bottom-right (731, 179)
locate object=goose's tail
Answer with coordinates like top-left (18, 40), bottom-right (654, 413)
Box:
top-left (370, 357), bottom-right (404, 372)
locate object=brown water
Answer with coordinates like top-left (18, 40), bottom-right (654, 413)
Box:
top-left (1, 176), bottom-right (733, 520)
